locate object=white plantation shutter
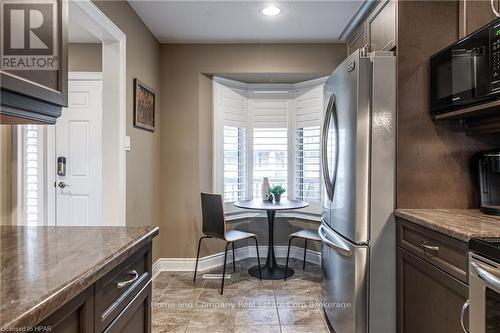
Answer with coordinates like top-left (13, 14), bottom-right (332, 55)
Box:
top-left (23, 125), bottom-right (45, 225)
top-left (250, 93), bottom-right (290, 198)
top-left (250, 94), bottom-right (289, 128)
top-left (214, 79), bottom-right (248, 203)
top-left (223, 126), bottom-right (246, 202)
top-left (294, 86), bottom-right (323, 203)
top-left (252, 128), bottom-right (288, 198)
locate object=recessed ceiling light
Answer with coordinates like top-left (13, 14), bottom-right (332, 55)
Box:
top-left (262, 5), bottom-right (281, 16)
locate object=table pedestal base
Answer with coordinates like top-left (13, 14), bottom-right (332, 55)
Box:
top-left (248, 265), bottom-right (294, 280)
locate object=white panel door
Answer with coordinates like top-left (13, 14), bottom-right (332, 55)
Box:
top-left (56, 79), bottom-right (103, 226)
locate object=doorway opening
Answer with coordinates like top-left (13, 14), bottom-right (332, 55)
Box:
top-left (11, 0), bottom-right (126, 226)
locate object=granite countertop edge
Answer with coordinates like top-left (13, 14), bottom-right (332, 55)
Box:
top-left (2, 226), bottom-right (159, 331)
top-left (394, 209), bottom-right (500, 242)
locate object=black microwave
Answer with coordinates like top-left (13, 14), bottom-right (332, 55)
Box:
top-left (430, 19), bottom-right (500, 116)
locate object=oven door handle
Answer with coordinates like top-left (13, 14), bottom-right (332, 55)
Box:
top-left (471, 261), bottom-right (500, 294)
top-left (460, 299), bottom-right (469, 333)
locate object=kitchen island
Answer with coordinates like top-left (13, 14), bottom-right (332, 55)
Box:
top-left (0, 225), bottom-right (159, 332)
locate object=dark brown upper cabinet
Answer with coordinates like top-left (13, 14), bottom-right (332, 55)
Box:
top-left (0, 0), bottom-right (68, 124)
top-left (367, 0), bottom-right (396, 52)
top-left (460, 0), bottom-right (500, 37)
top-left (346, 0), bottom-right (396, 55)
top-left (347, 22), bottom-right (368, 55)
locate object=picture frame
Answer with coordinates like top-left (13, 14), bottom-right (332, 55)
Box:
top-left (134, 79), bottom-right (156, 132)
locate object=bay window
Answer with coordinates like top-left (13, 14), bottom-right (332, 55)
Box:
top-left (213, 77), bottom-right (325, 214)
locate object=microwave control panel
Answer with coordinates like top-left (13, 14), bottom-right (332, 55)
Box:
top-left (490, 24), bottom-right (500, 92)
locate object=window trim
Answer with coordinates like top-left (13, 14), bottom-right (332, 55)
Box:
top-left (213, 76), bottom-right (327, 216)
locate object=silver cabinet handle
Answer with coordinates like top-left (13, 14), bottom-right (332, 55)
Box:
top-left (420, 241), bottom-right (439, 256)
top-left (57, 181), bottom-right (69, 189)
top-left (460, 299), bottom-right (469, 333)
top-left (116, 270), bottom-right (139, 289)
top-left (471, 262), bottom-right (500, 293)
top-left (318, 224), bottom-right (352, 258)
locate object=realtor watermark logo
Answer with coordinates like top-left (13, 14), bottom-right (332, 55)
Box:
top-left (0, 0), bottom-right (58, 70)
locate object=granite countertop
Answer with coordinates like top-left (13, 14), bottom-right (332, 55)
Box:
top-left (0, 225), bottom-right (159, 331)
top-left (394, 209), bottom-right (500, 242)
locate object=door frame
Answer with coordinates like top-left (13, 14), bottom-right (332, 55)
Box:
top-left (64, 1), bottom-right (127, 226)
top-left (12, 1), bottom-right (126, 226)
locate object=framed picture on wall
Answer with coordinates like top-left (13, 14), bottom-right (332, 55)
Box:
top-left (134, 79), bottom-right (156, 132)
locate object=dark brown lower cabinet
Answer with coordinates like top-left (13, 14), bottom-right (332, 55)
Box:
top-left (35, 286), bottom-right (94, 333)
top-left (32, 242), bottom-right (153, 333)
top-left (398, 247), bottom-right (468, 333)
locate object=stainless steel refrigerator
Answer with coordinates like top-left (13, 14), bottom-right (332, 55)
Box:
top-left (319, 50), bottom-right (396, 333)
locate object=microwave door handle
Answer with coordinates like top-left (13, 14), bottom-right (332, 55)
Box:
top-left (481, 160), bottom-right (489, 194)
top-left (472, 53), bottom-right (477, 93)
top-left (471, 262), bottom-right (500, 293)
top-left (318, 224), bottom-right (352, 258)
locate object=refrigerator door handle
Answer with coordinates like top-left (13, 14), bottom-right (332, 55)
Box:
top-left (321, 94), bottom-right (339, 201)
top-left (319, 224), bottom-right (352, 258)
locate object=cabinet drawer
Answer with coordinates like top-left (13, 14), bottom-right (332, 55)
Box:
top-left (103, 282), bottom-right (151, 333)
top-left (397, 220), bottom-right (468, 283)
top-left (95, 244), bottom-right (152, 332)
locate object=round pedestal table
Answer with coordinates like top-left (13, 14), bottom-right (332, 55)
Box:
top-left (233, 199), bottom-right (309, 280)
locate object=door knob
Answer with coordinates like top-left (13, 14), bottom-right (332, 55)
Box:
top-left (57, 182), bottom-right (69, 189)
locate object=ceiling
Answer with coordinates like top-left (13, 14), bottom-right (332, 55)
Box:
top-left (128, 1), bottom-right (363, 43)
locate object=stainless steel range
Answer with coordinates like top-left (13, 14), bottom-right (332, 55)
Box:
top-left (319, 49), bottom-right (396, 333)
top-left (468, 238), bottom-right (500, 333)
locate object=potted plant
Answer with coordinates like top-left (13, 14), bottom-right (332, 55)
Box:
top-left (269, 185), bottom-right (286, 203)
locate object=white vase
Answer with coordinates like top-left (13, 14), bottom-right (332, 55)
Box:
top-left (261, 177), bottom-right (270, 201)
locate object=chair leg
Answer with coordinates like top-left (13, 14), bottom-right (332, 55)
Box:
top-left (303, 239), bottom-right (308, 271)
top-left (232, 242), bottom-right (236, 272)
top-left (284, 237), bottom-right (294, 281)
top-left (220, 242), bottom-right (230, 295)
top-left (193, 236), bottom-right (208, 282)
top-left (252, 237), bottom-right (262, 281)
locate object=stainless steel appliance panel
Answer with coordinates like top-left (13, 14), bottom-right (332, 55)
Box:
top-left (469, 253), bottom-right (500, 333)
top-left (320, 222), bottom-right (368, 333)
top-left (322, 50), bottom-right (371, 244)
top-left (368, 52), bottom-right (397, 333)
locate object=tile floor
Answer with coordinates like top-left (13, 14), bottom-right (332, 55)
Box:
top-left (152, 258), bottom-right (330, 333)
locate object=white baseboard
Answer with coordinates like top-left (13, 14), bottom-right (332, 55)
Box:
top-left (152, 245), bottom-right (321, 278)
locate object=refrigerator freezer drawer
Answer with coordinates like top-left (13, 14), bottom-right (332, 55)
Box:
top-left (320, 223), bottom-right (369, 333)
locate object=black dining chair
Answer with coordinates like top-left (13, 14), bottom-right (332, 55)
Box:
top-left (284, 228), bottom-right (321, 280)
top-left (194, 193), bottom-right (262, 294)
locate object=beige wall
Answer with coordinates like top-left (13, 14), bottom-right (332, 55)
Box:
top-left (160, 44), bottom-right (346, 258)
top-left (0, 126), bottom-right (12, 225)
top-left (69, 43), bottom-right (102, 72)
top-left (93, 1), bottom-right (162, 259)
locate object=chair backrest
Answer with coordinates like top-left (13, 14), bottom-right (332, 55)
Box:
top-left (200, 193), bottom-right (226, 239)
